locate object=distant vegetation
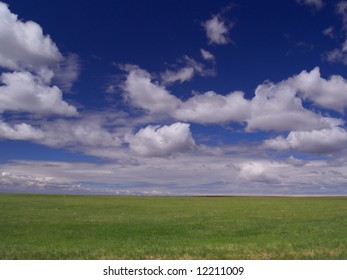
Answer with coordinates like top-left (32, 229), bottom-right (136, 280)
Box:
top-left (0, 194), bottom-right (346, 259)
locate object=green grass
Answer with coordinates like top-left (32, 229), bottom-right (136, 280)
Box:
top-left (0, 194), bottom-right (346, 259)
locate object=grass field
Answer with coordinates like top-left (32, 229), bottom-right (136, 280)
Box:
top-left (0, 194), bottom-right (346, 259)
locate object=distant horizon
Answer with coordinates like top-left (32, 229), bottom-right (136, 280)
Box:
top-left (1, 192), bottom-right (347, 198)
top-left (1, 0), bottom-right (347, 196)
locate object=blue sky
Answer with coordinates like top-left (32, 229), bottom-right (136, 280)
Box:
top-left (1, 0), bottom-right (347, 195)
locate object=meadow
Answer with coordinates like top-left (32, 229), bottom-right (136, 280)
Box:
top-left (0, 194), bottom-right (346, 259)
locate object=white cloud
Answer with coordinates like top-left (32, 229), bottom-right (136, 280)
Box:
top-left (264, 127), bottom-right (347, 154)
top-left (0, 121), bottom-right (44, 141)
top-left (53, 53), bottom-right (80, 91)
top-left (0, 170), bottom-right (54, 189)
top-left (289, 67), bottom-right (347, 112)
top-left (0, 112), bottom-right (124, 160)
top-left (0, 71), bottom-right (78, 116)
top-left (203, 15), bottom-right (231, 45)
top-left (285, 156), bottom-right (307, 167)
top-left (126, 122), bottom-right (196, 157)
top-left (122, 65), bottom-right (343, 131)
top-left (122, 66), bottom-right (181, 114)
top-left (0, 2), bottom-right (79, 119)
top-left (325, 48), bottom-right (347, 65)
top-left (337, 1), bottom-right (347, 28)
top-left (244, 67), bottom-right (347, 131)
top-left (174, 91), bottom-right (250, 123)
top-left (0, 168), bottom-right (92, 194)
top-left (248, 82), bottom-right (314, 131)
top-left (246, 77), bottom-right (342, 131)
top-left (323, 26), bottom-right (335, 38)
top-left (238, 162), bottom-right (281, 184)
top-left (200, 49), bottom-right (215, 62)
top-left (2, 149), bottom-right (346, 195)
top-left (0, 2), bottom-right (62, 72)
top-left (105, 85), bottom-right (117, 94)
top-left (122, 66), bottom-right (250, 124)
top-left (325, 2), bottom-right (347, 65)
top-left (160, 56), bottom-right (215, 85)
top-left (183, 55), bottom-right (216, 77)
top-left (160, 67), bottom-right (195, 84)
top-left (40, 118), bottom-right (122, 149)
top-left (296, 0), bottom-right (324, 10)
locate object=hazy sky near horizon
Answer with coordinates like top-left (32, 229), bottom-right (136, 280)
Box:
top-left (1, 0), bottom-right (347, 195)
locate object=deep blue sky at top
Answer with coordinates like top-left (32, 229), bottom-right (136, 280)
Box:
top-left (5, 0), bottom-right (345, 104)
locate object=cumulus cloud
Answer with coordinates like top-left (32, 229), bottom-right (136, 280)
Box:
top-left (0, 121), bottom-right (44, 141)
top-left (0, 2), bottom-right (62, 72)
top-left (291, 67), bottom-right (347, 112)
top-left (264, 127), bottom-right (347, 154)
top-left (246, 76), bottom-right (342, 131)
top-left (247, 82), bottom-right (318, 131)
top-left (122, 65), bottom-right (343, 131)
top-left (0, 71), bottom-right (78, 116)
top-left (126, 122), bottom-right (196, 157)
top-left (203, 15), bottom-right (231, 45)
top-left (122, 66), bottom-right (250, 124)
top-left (243, 67), bottom-right (347, 131)
top-left (296, 0), bottom-right (324, 10)
top-left (0, 112), bottom-right (124, 160)
top-left (0, 2), bottom-right (79, 118)
top-left (122, 65), bottom-right (181, 114)
top-left (238, 162), bottom-right (281, 184)
top-left (174, 91), bottom-right (250, 123)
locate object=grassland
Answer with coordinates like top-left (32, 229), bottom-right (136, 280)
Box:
top-left (0, 194), bottom-right (346, 259)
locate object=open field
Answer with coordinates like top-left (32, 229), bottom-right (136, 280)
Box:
top-left (0, 194), bottom-right (346, 259)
